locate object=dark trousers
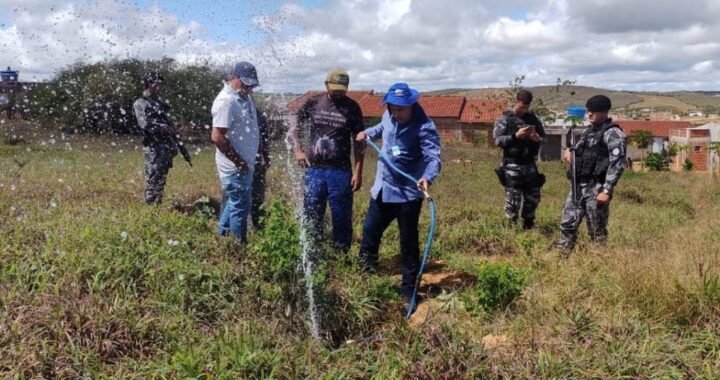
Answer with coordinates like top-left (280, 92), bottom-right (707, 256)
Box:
top-left (251, 166), bottom-right (266, 230)
top-left (303, 168), bottom-right (354, 252)
top-left (359, 194), bottom-right (423, 295)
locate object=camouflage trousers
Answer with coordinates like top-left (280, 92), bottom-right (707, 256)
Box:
top-left (143, 145), bottom-right (176, 204)
top-left (557, 182), bottom-right (610, 250)
top-left (503, 163), bottom-right (542, 227)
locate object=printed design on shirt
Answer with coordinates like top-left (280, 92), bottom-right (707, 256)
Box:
top-left (313, 135), bottom-right (337, 160)
top-left (314, 109), bottom-right (347, 129)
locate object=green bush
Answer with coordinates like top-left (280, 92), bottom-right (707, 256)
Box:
top-left (250, 199), bottom-right (302, 283)
top-left (684, 158), bottom-right (694, 171)
top-left (644, 152), bottom-right (668, 171)
top-left (24, 59), bottom-right (287, 137)
top-left (473, 262), bottom-right (531, 311)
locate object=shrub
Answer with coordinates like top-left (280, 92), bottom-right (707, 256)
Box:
top-left (684, 158), bottom-right (694, 171)
top-left (644, 152), bottom-right (668, 171)
top-left (473, 262), bottom-right (531, 312)
top-left (250, 199), bottom-right (301, 283)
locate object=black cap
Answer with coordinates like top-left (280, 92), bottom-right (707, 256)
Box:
top-left (586, 95), bottom-right (611, 112)
top-left (141, 72), bottom-right (164, 87)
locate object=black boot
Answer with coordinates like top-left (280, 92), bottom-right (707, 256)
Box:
top-left (522, 219), bottom-right (534, 230)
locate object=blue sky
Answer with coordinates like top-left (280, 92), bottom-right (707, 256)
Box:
top-left (128, 0), bottom-right (325, 44)
top-left (0, 10), bottom-right (8, 28)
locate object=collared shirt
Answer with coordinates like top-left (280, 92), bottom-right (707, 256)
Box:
top-left (211, 83), bottom-right (260, 178)
top-left (365, 106), bottom-right (442, 203)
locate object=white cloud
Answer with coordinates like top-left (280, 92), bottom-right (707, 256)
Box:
top-left (376, 0), bottom-right (412, 30)
top-left (1, 0), bottom-right (720, 91)
top-left (483, 17), bottom-right (565, 50)
top-left (692, 60), bottom-right (714, 73)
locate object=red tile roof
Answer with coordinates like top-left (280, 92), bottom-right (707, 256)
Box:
top-left (417, 96), bottom-right (466, 118)
top-left (616, 120), bottom-right (694, 139)
top-left (358, 95), bottom-right (385, 118)
top-left (358, 94), bottom-right (467, 119)
top-left (346, 90), bottom-right (374, 103)
top-left (459, 98), bottom-right (507, 124)
top-left (287, 90), bottom-right (373, 114)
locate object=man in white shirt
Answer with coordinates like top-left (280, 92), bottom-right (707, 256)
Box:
top-left (211, 62), bottom-right (260, 243)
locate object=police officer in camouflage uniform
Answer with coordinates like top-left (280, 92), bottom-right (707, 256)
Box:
top-left (493, 90), bottom-right (546, 229)
top-left (557, 95), bottom-right (627, 251)
top-left (133, 72), bottom-right (178, 205)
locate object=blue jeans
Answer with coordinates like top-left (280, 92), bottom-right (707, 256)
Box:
top-left (218, 171), bottom-right (254, 242)
top-left (303, 168), bottom-right (353, 251)
top-left (359, 193), bottom-right (423, 296)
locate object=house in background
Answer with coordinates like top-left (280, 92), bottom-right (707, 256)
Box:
top-left (541, 119), bottom-right (585, 161)
top-left (414, 95), bottom-right (466, 139)
top-left (458, 98), bottom-right (507, 145)
top-left (286, 90), bottom-right (375, 115)
top-left (689, 123), bottom-right (720, 171)
top-left (356, 94), bottom-right (384, 124)
top-left (358, 94), bottom-right (468, 139)
top-left (288, 90), bottom-right (505, 144)
top-left (540, 120), bottom-right (697, 162)
top-left (615, 120), bottom-right (694, 160)
top-left (669, 128), bottom-right (711, 172)
top-left (690, 122), bottom-right (720, 141)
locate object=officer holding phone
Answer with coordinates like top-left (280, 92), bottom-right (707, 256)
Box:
top-left (493, 89), bottom-right (546, 229)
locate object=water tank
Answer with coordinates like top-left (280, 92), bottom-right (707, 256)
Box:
top-left (0, 67), bottom-right (19, 82)
top-left (566, 106), bottom-right (586, 119)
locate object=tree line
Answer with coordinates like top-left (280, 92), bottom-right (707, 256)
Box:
top-left (20, 59), bottom-right (287, 139)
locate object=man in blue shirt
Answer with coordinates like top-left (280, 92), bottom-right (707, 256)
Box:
top-left (356, 82), bottom-right (441, 301)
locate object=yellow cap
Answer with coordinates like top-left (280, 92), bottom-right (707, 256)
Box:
top-left (325, 68), bottom-right (349, 91)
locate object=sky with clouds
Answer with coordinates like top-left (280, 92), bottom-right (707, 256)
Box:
top-left (1, 0), bottom-right (719, 93)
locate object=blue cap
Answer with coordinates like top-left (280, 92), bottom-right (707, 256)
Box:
top-left (232, 62), bottom-right (259, 87)
top-left (383, 82), bottom-right (420, 107)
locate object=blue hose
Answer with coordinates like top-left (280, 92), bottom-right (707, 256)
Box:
top-left (364, 138), bottom-right (437, 319)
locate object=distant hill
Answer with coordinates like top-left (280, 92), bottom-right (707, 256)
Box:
top-left (428, 86), bottom-right (720, 113)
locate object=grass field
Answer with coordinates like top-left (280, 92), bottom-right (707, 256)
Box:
top-left (430, 86), bottom-right (644, 111)
top-left (625, 94), bottom-right (697, 112)
top-left (2, 124), bottom-right (720, 378)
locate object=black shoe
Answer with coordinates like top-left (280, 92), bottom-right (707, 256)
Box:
top-left (522, 219), bottom-right (535, 230)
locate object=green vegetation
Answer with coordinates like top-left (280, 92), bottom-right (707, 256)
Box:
top-left (471, 262), bottom-right (531, 312)
top-left (684, 157), bottom-right (695, 171)
top-left (643, 151), bottom-right (669, 171)
top-left (630, 129), bottom-right (654, 170)
top-left (2, 122), bottom-right (720, 378)
top-left (22, 59), bottom-right (286, 138)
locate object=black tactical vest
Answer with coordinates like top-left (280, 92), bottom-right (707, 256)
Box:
top-left (141, 96), bottom-right (175, 147)
top-left (574, 120), bottom-right (621, 182)
top-left (501, 111), bottom-right (542, 165)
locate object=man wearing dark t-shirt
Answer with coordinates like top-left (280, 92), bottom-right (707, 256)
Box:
top-left (290, 68), bottom-right (365, 253)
